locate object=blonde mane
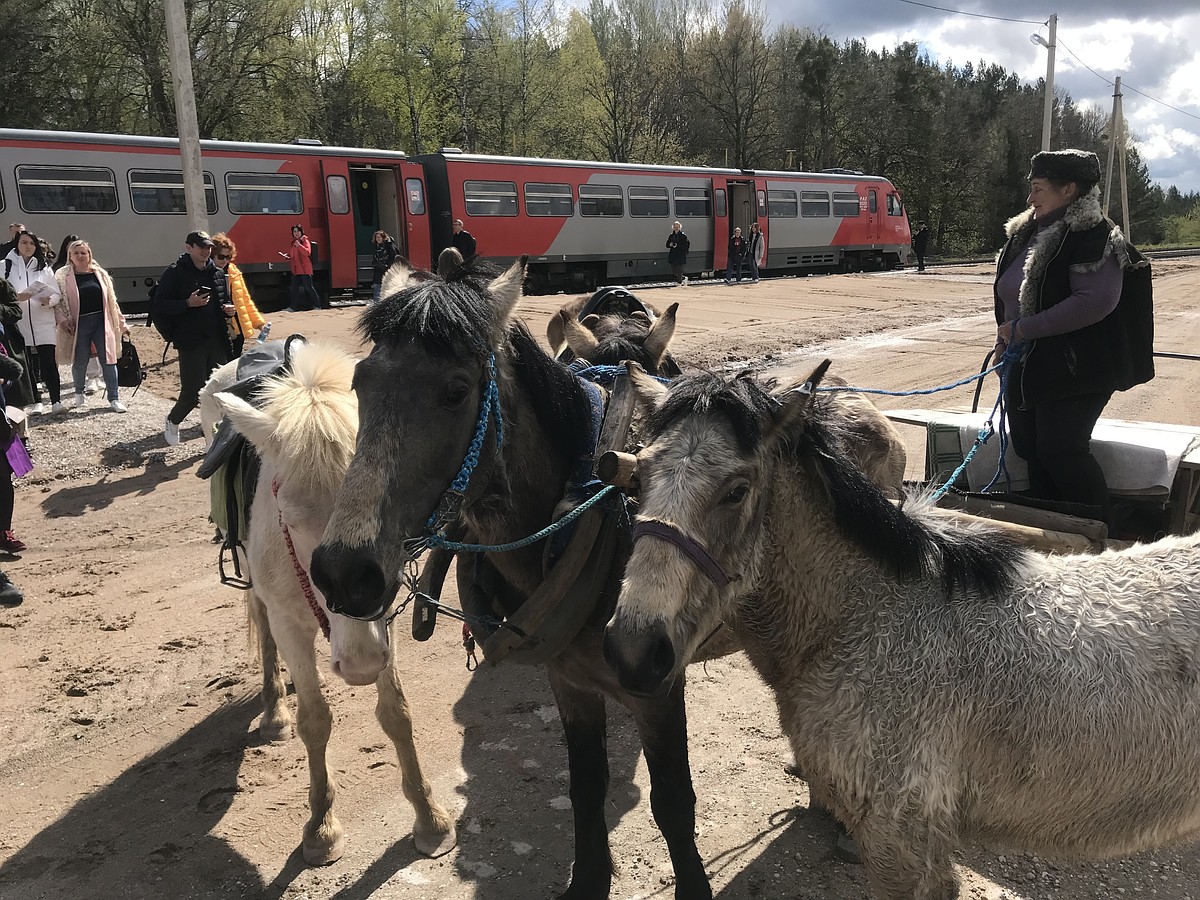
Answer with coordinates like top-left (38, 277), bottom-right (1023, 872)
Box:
top-left (258, 341), bottom-right (359, 483)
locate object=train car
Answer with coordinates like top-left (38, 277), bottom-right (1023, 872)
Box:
top-left (420, 151), bottom-right (911, 291)
top-left (0, 129), bottom-right (432, 309)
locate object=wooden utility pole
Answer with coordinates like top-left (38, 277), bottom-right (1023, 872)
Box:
top-left (1117, 81), bottom-right (1131, 242)
top-left (1103, 77), bottom-right (1119, 217)
top-left (165, 0), bottom-right (208, 233)
top-left (1039, 14), bottom-right (1057, 151)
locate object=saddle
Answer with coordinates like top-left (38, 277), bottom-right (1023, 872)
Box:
top-left (197, 337), bottom-right (300, 588)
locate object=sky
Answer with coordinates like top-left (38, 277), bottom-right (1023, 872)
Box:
top-left (762, 0), bottom-right (1200, 194)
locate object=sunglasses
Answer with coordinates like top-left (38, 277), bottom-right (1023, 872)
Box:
top-left (215, 253), bottom-right (232, 261)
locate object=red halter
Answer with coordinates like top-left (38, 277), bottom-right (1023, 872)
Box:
top-left (272, 477), bottom-right (331, 640)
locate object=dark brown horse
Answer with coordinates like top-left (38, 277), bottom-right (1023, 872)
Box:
top-left (310, 259), bottom-right (711, 899)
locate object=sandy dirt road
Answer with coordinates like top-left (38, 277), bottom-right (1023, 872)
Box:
top-left (2, 260), bottom-right (1199, 900)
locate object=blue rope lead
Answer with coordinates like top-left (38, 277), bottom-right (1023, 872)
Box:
top-left (427, 484), bottom-right (619, 553)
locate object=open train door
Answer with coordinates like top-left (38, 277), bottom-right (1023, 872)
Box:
top-left (712, 176), bottom-right (758, 274)
top-left (319, 158), bottom-right (357, 290)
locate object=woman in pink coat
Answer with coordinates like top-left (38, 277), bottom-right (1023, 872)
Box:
top-left (54, 240), bottom-right (130, 412)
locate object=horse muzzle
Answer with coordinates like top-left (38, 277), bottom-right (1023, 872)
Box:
top-left (310, 542), bottom-right (394, 621)
top-left (602, 616), bottom-right (676, 697)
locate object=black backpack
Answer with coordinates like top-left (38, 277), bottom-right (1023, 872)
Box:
top-left (116, 338), bottom-right (144, 389)
top-left (146, 284), bottom-right (177, 344)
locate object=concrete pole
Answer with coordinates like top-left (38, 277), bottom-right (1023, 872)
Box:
top-left (1040, 14), bottom-right (1057, 151)
top-left (165, 0), bottom-right (208, 233)
top-left (1117, 87), bottom-right (1131, 241)
top-left (1103, 76), bottom-right (1120, 217)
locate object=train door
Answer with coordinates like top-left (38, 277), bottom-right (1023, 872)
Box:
top-left (348, 165), bottom-right (404, 288)
top-left (399, 162), bottom-right (431, 271)
top-left (320, 158), bottom-right (357, 290)
top-left (866, 188), bottom-right (882, 245)
top-left (712, 177), bottom-right (758, 272)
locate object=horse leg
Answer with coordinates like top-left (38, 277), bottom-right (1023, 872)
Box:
top-left (270, 619), bottom-right (345, 866)
top-left (374, 653), bottom-right (457, 857)
top-left (246, 589), bottom-right (292, 742)
top-left (547, 667), bottom-right (613, 900)
top-left (628, 681), bottom-right (712, 900)
top-left (855, 812), bottom-right (959, 900)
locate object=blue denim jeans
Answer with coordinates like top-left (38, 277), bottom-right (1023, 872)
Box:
top-left (72, 312), bottom-right (118, 401)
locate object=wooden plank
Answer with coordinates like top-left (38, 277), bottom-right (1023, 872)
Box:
top-left (595, 373), bottom-right (637, 457)
top-left (936, 494), bottom-right (1109, 541)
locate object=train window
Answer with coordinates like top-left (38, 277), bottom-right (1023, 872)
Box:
top-left (326, 175), bottom-right (349, 215)
top-left (405, 178), bottom-right (426, 215)
top-left (579, 184), bottom-right (623, 217)
top-left (17, 166), bottom-right (118, 213)
top-left (757, 190), bottom-right (767, 216)
top-left (525, 182), bottom-right (572, 216)
top-left (464, 180), bottom-right (518, 216)
top-left (673, 187), bottom-right (711, 217)
top-left (128, 169), bottom-right (217, 215)
top-left (226, 172), bottom-right (303, 214)
top-left (869, 190), bottom-right (878, 214)
top-left (714, 189), bottom-right (726, 217)
top-left (887, 194), bottom-right (904, 216)
top-left (801, 191), bottom-right (830, 217)
top-left (833, 192), bottom-right (860, 217)
top-left (628, 186), bottom-right (669, 217)
top-left (767, 190), bottom-right (798, 218)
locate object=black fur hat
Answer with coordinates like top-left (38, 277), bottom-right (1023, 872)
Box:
top-left (1028, 149), bottom-right (1101, 185)
top-left (0, 353), bottom-right (23, 383)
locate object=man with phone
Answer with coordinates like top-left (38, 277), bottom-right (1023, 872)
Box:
top-left (151, 230), bottom-right (236, 445)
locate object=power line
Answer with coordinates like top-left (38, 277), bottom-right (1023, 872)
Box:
top-left (894, 0), bottom-right (1045, 26)
top-left (1056, 36), bottom-right (1200, 123)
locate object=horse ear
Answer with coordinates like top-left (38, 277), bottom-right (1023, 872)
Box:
top-left (627, 361), bottom-right (667, 413)
top-left (581, 313), bottom-right (602, 328)
top-left (642, 302), bottom-right (678, 370)
top-left (562, 312), bottom-right (599, 359)
top-left (629, 310), bottom-right (652, 324)
top-left (767, 359), bottom-right (832, 449)
top-left (380, 256), bottom-right (420, 300)
top-left (214, 392), bottom-right (278, 452)
top-left (487, 256), bottom-right (526, 334)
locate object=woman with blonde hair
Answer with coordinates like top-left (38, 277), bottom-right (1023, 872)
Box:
top-left (54, 240), bottom-right (130, 412)
top-left (211, 232), bottom-right (266, 354)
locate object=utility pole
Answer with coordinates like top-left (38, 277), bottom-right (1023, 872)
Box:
top-left (164, 0), bottom-right (208, 233)
top-left (1031, 14), bottom-right (1057, 152)
top-left (1103, 76), bottom-right (1120, 217)
top-left (1116, 82), bottom-right (1131, 242)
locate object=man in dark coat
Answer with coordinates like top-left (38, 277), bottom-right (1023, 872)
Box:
top-left (665, 221), bottom-right (690, 284)
top-left (725, 227), bottom-right (749, 283)
top-left (451, 219), bottom-right (477, 259)
top-left (912, 221), bottom-right (930, 272)
top-left (153, 231), bottom-right (235, 446)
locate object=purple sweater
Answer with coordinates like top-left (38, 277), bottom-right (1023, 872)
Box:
top-left (997, 207), bottom-right (1122, 341)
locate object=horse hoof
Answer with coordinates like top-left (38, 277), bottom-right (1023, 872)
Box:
top-left (302, 831), bottom-right (346, 867)
top-left (414, 823), bottom-right (457, 858)
top-left (832, 827), bottom-right (862, 864)
top-left (259, 719), bottom-right (293, 743)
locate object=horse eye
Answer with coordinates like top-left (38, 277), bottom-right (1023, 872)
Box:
top-left (722, 484), bottom-right (749, 505)
top-left (443, 384), bottom-right (470, 409)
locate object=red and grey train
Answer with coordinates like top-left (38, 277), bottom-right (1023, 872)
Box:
top-left (0, 129), bottom-right (911, 307)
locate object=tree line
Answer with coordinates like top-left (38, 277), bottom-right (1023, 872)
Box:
top-left (4, 0), bottom-right (1197, 254)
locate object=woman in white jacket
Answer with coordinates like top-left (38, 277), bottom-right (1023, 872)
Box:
top-left (3, 231), bottom-right (62, 413)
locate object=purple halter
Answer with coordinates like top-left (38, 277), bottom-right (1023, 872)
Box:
top-left (631, 519), bottom-right (735, 590)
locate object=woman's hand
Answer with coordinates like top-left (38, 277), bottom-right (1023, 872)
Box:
top-left (278, 251), bottom-right (289, 259)
top-left (61, 319), bottom-right (76, 335)
top-left (997, 320), bottom-right (1020, 346)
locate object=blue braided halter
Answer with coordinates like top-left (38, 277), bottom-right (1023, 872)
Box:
top-left (422, 353), bottom-right (504, 534)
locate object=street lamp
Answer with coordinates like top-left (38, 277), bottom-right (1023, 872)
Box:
top-left (1030, 15), bottom-right (1057, 152)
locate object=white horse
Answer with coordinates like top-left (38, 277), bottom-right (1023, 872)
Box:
top-left (604, 363), bottom-right (1200, 900)
top-left (214, 340), bottom-right (456, 866)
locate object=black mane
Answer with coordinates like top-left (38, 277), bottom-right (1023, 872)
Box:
top-left (649, 372), bottom-right (1022, 598)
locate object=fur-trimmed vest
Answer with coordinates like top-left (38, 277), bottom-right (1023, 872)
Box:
top-left (994, 187), bottom-right (1153, 405)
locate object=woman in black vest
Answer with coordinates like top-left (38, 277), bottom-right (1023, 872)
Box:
top-left (993, 149), bottom-right (1153, 525)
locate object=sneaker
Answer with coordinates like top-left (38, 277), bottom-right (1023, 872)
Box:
top-left (0, 571), bottom-right (21, 607)
top-left (682, 276), bottom-right (688, 286)
top-left (73, 393), bottom-right (86, 408)
top-left (164, 416), bottom-right (180, 446)
top-left (50, 402), bottom-right (65, 414)
top-left (0, 530), bottom-right (26, 553)
top-left (27, 403), bottom-right (44, 415)
top-left (109, 399), bottom-right (127, 413)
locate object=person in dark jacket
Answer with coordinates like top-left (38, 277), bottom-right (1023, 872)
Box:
top-left (993, 149), bottom-right (1153, 525)
top-left (0, 350), bottom-right (29, 567)
top-left (451, 219), bottom-right (477, 259)
top-left (153, 231), bottom-right (235, 445)
top-left (371, 230), bottom-right (399, 302)
top-left (0, 223), bottom-right (26, 262)
top-left (665, 221), bottom-right (690, 284)
top-left (912, 221), bottom-right (930, 272)
top-left (725, 227), bottom-right (749, 283)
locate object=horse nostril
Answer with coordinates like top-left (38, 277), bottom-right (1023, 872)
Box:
top-left (310, 544), bottom-right (387, 618)
top-left (649, 633), bottom-right (676, 683)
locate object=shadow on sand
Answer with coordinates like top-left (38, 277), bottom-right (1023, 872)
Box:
top-left (0, 696), bottom-right (265, 900)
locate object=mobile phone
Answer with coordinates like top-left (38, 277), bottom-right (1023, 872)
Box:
top-left (196, 285), bottom-right (213, 295)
